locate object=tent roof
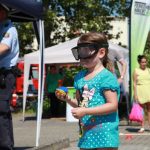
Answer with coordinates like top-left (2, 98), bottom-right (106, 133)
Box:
top-left (24, 37), bottom-right (128, 65)
top-left (25, 38), bottom-right (79, 64)
top-left (0, 0), bottom-right (43, 21)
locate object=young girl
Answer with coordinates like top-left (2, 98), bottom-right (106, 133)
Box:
top-left (56, 32), bottom-right (120, 150)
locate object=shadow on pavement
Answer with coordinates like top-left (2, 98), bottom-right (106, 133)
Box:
top-left (24, 116), bottom-right (36, 121)
top-left (125, 127), bottom-right (139, 133)
top-left (15, 147), bottom-right (32, 150)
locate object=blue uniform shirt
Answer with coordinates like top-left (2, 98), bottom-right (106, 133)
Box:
top-left (0, 20), bottom-right (19, 69)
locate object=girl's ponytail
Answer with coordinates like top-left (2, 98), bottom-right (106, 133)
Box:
top-left (102, 53), bottom-right (113, 72)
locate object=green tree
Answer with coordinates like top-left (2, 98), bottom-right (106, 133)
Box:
top-left (15, 22), bottom-right (35, 57)
top-left (15, 0), bottom-right (131, 55)
top-left (49, 0), bottom-right (131, 38)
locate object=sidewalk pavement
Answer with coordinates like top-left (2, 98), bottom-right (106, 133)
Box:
top-left (13, 113), bottom-right (150, 150)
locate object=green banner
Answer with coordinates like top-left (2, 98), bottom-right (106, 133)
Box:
top-left (131, 0), bottom-right (150, 74)
top-left (131, 0), bottom-right (150, 97)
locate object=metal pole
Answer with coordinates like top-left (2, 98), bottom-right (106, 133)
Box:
top-left (36, 20), bottom-right (43, 147)
top-left (128, 1), bottom-right (132, 125)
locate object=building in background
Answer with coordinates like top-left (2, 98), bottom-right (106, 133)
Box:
top-left (109, 17), bottom-right (129, 48)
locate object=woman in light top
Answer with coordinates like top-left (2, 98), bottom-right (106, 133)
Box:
top-left (133, 55), bottom-right (150, 133)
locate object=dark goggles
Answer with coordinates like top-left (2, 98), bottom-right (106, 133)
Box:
top-left (71, 43), bottom-right (108, 60)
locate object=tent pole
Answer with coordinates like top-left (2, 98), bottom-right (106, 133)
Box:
top-left (36, 19), bottom-right (44, 147)
top-left (39, 20), bottom-right (45, 129)
top-left (22, 63), bottom-right (30, 121)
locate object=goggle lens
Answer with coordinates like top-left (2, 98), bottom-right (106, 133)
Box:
top-left (71, 44), bottom-right (98, 60)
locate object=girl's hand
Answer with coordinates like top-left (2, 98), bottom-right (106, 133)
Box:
top-left (71, 107), bottom-right (86, 119)
top-left (55, 91), bottom-right (70, 102)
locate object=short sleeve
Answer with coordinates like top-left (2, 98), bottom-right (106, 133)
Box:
top-left (108, 48), bottom-right (123, 62)
top-left (114, 50), bottom-right (123, 61)
top-left (134, 68), bottom-right (138, 73)
top-left (100, 73), bottom-right (120, 96)
top-left (1, 28), bottom-right (15, 48)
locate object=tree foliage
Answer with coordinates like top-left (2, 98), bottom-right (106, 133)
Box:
top-left (15, 22), bottom-right (36, 57)
top-left (15, 0), bottom-right (131, 56)
top-left (48, 0), bottom-right (131, 44)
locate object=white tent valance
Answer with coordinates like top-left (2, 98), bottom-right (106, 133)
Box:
top-left (24, 37), bottom-right (129, 65)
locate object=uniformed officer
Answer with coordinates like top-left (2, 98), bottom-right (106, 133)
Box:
top-left (0, 4), bottom-right (19, 150)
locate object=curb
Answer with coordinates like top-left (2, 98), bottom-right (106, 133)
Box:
top-left (28, 138), bottom-right (70, 150)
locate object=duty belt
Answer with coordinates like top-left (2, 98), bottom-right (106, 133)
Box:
top-left (0, 67), bottom-right (13, 75)
top-left (0, 66), bottom-right (22, 77)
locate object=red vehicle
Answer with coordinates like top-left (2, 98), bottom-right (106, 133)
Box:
top-left (16, 60), bottom-right (24, 93)
top-left (11, 61), bottom-right (40, 108)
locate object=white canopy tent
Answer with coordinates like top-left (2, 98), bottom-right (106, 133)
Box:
top-left (23, 37), bottom-right (129, 142)
top-left (23, 37), bottom-right (129, 116)
top-left (23, 38), bottom-right (79, 122)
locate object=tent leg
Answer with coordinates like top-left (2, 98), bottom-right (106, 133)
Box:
top-left (125, 92), bottom-right (130, 125)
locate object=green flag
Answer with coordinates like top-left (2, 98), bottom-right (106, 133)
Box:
top-left (131, 0), bottom-right (150, 97)
top-left (131, 0), bottom-right (150, 74)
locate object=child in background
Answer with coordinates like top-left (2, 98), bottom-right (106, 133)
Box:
top-left (56, 32), bottom-right (120, 150)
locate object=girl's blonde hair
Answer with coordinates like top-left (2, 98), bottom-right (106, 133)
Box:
top-left (78, 32), bottom-right (113, 71)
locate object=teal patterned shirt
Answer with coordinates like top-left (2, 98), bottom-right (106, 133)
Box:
top-left (74, 68), bottom-right (120, 149)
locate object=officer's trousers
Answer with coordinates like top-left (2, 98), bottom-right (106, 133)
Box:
top-left (0, 72), bottom-right (15, 150)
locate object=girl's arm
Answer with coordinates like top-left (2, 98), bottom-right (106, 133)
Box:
top-left (72, 90), bottom-right (118, 118)
top-left (133, 70), bottom-right (138, 101)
